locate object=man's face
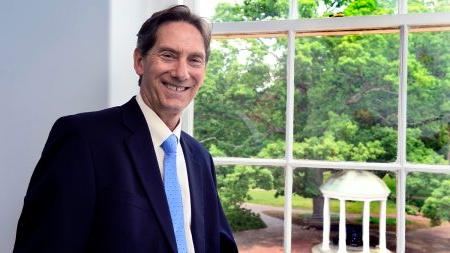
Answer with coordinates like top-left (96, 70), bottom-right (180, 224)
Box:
top-left (134, 21), bottom-right (206, 120)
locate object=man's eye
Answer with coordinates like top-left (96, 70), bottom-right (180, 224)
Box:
top-left (161, 53), bottom-right (174, 59)
top-left (190, 57), bottom-right (204, 66)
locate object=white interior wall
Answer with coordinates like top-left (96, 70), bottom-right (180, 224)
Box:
top-left (0, 1), bottom-right (109, 251)
top-left (0, 1), bottom-right (177, 252)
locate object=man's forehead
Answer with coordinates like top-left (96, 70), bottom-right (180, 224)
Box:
top-left (154, 21), bottom-right (205, 56)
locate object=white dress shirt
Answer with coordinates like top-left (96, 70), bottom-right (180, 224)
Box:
top-left (136, 94), bottom-right (195, 253)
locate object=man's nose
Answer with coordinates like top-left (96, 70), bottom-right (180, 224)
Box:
top-left (171, 59), bottom-right (189, 81)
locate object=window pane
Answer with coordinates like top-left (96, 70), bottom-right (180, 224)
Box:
top-left (196, 0), bottom-right (289, 22)
top-left (406, 172), bottom-right (450, 252)
top-left (294, 33), bottom-right (400, 162)
top-left (291, 168), bottom-right (397, 252)
top-left (407, 31), bottom-right (450, 165)
top-left (216, 166), bottom-right (285, 252)
top-left (408, 0), bottom-right (450, 13)
top-left (198, 0), bottom-right (400, 21)
top-left (298, 0), bottom-right (397, 18)
top-left (195, 37), bottom-right (287, 158)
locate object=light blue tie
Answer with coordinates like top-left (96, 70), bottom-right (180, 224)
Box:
top-left (161, 134), bottom-right (187, 253)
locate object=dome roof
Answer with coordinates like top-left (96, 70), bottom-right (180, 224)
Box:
top-left (320, 170), bottom-right (390, 200)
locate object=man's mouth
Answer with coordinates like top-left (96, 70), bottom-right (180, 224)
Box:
top-left (162, 81), bottom-right (189, 92)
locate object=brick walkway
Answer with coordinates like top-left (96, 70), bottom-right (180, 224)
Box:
top-left (234, 203), bottom-right (323, 253)
top-left (233, 203), bottom-right (450, 253)
top-left (405, 223), bottom-right (450, 253)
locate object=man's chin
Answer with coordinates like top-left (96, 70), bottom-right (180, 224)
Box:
top-left (161, 104), bottom-right (188, 116)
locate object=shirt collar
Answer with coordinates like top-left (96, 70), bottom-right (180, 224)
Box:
top-left (136, 93), bottom-right (182, 147)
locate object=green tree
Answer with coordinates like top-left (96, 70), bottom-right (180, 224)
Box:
top-left (421, 179), bottom-right (450, 226)
top-left (217, 165), bottom-right (274, 231)
top-left (195, 38), bottom-right (286, 157)
top-left (409, 0), bottom-right (450, 13)
top-left (258, 113), bottom-right (385, 219)
top-left (195, 0), bottom-right (450, 230)
top-left (408, 32), bottom-right (450, 162)
top-left (209, 144), bottom-right (275, 231)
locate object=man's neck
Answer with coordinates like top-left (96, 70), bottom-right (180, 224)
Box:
top-left (139, 91), bottom-right (180, 131)
top-left (155, 112), bottom-right (180, 132)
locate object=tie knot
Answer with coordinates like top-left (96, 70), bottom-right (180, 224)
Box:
top-left (161, 134), bottom-right (178, 154)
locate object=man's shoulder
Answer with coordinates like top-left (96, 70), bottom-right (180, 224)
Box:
top-left (48, 99), bottom-right (137, 143)
top-left (58, 97), bottom-right (137, 126)
top-left (57, 106), bottom-right (122, 130)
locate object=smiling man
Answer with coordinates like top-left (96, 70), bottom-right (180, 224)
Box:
top-left (14, 5), bottom-right (238, 253)
top-left (135, 21), bottom-right (206, 130)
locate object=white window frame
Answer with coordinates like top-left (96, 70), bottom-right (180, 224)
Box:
top-left (183, 1), bottom-right (450, 252)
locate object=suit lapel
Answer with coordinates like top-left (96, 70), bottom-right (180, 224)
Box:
top-left (181, 134), bottom-right (205, 253)
top-left (121, 98), bottom-right (177, 253)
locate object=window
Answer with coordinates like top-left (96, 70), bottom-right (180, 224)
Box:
top-left (188, 0), bottom-right (450, 252)
top-left (195, 37), bottom-right (287, 158)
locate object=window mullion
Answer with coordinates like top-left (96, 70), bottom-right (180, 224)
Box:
top-left (283, 165), bottom-right (294, 253)
top-left (211, 13), bottom-right (450, 37)
top-left (181, 102), bottom-right (194, 136)
top-left (289, 0), bottom-right (298, 19)
top-left (283, 28), bottom-right (296, 253)
top-left (398, 0), bottom-right (407, 14)
top-left (396, 24), bottom-right (409, 253)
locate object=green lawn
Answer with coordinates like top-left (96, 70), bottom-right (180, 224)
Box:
top-left (248, 189), bottom-right (397, 215)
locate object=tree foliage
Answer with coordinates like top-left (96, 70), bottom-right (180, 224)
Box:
top-left (195, 0), bottom-right (450, 229)
top-left (216, 165), bottom-right (274, 231)
top-left (421, 180), bottom-right (450, 226)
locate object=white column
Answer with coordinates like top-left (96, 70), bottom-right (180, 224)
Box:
top-left (379, 200), bottom-right (387, 252)
top-left (322, 196), bottom-right (330, 251)
top-left (338, 199), bottom-right (347, 253)
top-left (363, 201), bottom-right (371, 253)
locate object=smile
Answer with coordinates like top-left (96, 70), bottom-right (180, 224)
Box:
top-left (162, 81), bottom-right (190, 92)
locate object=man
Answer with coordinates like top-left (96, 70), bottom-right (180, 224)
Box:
top-left (14, 5), bottom-right (238, 253)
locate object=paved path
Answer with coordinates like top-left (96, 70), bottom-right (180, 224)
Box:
top-left (233, 203), bottom-right (450, 253)
top-left (234, 203), bottom-right (322, 253)
top-left (405, 223), bottom-right (450, 253)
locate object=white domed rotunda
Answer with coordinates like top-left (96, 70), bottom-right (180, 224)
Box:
top-left (312, 170), bottom-right (392, 253)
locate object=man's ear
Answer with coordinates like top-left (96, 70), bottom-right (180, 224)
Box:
top-left (133, 48), bottom-right (144, 75)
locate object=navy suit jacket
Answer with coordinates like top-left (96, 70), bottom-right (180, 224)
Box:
top-left (14, 98), bottom-right (237, 253)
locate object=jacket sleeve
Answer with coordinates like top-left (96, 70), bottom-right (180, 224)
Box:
top-left (218, 199), bottom-right (239, 253)
top-left (208, 155), bottom-right (239, 253)
top-left (14, 116), bottom-right (96, 253)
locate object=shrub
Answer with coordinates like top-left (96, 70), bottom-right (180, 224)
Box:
top-left (405, 205), bottom-right (419, 215)
top-left (225, 207), bottom-right (266, 232)
top-left (421, 180), bottom-right (450, 226)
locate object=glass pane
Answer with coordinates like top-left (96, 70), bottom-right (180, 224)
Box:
top-left (406, 172), bottom-right (450, 252)
top-left (409, 0), bottom-right (450, 13)
top-left (216, 166), bottom-right (285, 252)
top-left (196, 0), bottom-right (289, 22)
top-left (407, 31), bottom-right (450, 165)
top-left (290, 168), bottom-right (397, 252)
top-left (298, 0), bottom-right (397, 19)
top-left (293, 33), bottom-right (400, 162)
top-left (195, 37), bottom-right (287, 158)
